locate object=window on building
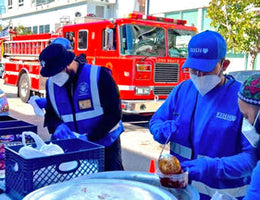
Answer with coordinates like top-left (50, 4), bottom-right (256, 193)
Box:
top-left (182, 10), bottom-right (198, 27)
top-left (26, 27), bottom-right (31, 33)
top-left (96, 6), bottom-right (104, 18)
top-left (39, 24), bottom-right (50, 33)
top-left (35, 0), bottom-right (54, 6)
top-left (165, 12), bottom-right (181, 20)
top-left (33, 26), bottom-right (38, 34)
top-left (8, 0), bottom-right (12, 9)
top-left (78, 30), bottom-right (88, 50)
top-left (39, 25), bottom-right (44, 33)
top-left (19, 0), bottom-right (24, 6)
top-left (202, 8), bottom-right (213, 31)
top-left (44, 25), bottom-right (50, 33)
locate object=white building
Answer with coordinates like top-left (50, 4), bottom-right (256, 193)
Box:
top-left (1, 0), bottom-right (258, 71)
top-left (0, 0), bottom-right (144, 33)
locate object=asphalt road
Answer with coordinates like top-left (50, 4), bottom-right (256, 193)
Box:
top-left (0, 79), bottom-right (169, 172)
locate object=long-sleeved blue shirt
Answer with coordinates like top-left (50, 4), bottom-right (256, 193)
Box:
top-left (150, 75), bottom-right (256, 200)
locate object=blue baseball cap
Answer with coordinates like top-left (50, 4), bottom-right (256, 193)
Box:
top-left (182, 30), bottom-right (227, 72)
top-left (51, 37), bottom-right (72, 50)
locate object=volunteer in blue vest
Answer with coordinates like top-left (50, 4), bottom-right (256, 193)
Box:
top-left (237, 74), bottom-right (260, 200)
top-left (149, 30), bottom-right (256, 199)
top-left (29, 37), bottom-right (86, 115)
top-left (39, 43), bottom-right (124, 171)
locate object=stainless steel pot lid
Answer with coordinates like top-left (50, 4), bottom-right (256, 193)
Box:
top-left (23, 178), bottom-right (177, 200)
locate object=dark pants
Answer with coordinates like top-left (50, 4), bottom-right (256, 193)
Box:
top-left (104, 137), bottom-right (124, 171)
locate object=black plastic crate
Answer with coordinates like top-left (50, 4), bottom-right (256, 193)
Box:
top-left (5, 138), bottom-right (104, 200)
top-left (0, 116), bottom-right (37, 140)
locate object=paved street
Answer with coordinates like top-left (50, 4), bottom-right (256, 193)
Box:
top-left (0, 79), bottom-right (169, 172)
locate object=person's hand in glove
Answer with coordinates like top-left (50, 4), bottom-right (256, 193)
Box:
top-left (28, 96), bottom-right (46, 116)
top-left (153, 120), bottom-right (179, 144)
top-left (53, 123), bottom-right (76, 140)
top-left (73, 132), bottom-right (88, 142)
top-left (181, 157), bottom-right (215, 181)
top-left (35, 97), bottom-right (47, 109)
top-left (243, 162), bottom-right (260, 200)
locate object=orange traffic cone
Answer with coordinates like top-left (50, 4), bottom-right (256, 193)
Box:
top-left (149, 159), bottom-right (156, 173)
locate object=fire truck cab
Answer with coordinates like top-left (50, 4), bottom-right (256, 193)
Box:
top-left (62, 13), bottom-right (196, 114)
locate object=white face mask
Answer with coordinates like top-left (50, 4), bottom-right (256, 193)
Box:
top-left (51, 71), bottom-right (69, 87)
top-left (190, 74), bottom-right (221, 96)
top-left (242, 111), bottom-right (260, 148)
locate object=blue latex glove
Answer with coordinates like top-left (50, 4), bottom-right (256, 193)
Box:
top-left (153, 120), bottom-right (179, 144)
top-left (35, 97), bottom-right (47, 109)
top-left (53, 123), bottom-right (76, 140)
top-left (73, 132), bottom-right (88, 142)
top-left (181, 157), bottom-right (214, 181)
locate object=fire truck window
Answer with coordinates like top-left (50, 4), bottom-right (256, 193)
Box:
top-left (167, 29), bottom-right (195, 58)
top-left (78, 30), bottom-right (88, 50)
top-left (65, 32), bottom-right (75, 49)
top-left (102, 28), bottom-right (116, 51)
top-left (120, 24), bottom-right (166, 57)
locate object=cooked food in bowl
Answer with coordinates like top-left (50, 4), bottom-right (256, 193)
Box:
top-left (157, 154), bottom-right (188, 188)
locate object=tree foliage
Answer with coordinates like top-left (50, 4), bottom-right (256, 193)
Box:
top-left (16, 25), bottom-right (33, 35)
top-left (207, 0), bottom-right (260, 69)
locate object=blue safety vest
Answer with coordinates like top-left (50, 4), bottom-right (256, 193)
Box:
top-left (47, 64), bottom-right (123, 146)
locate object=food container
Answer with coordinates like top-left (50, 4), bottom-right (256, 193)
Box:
top-left (157, 169), bottom-right (188, 188)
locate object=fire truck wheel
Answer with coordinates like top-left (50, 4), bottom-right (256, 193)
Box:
top-left (18, 73), bottom-right (31, 103)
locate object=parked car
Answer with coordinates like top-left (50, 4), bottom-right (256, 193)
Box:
top-left (0, 89), bottom-right (9, 116)
top-left (0, 88), bottom-right (9, 175)
top-left (228, 70), bottom-right (260, 83)
top-left (0, 64), bottom-right (4, 78)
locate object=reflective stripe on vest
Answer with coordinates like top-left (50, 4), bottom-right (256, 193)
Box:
top-left (192, 180), bottom-right (248, 198)
top-left (48, 65), bottom-right (104, 122)
top-left (170, 142), bottom-right (192, 159)
top-left (96, 121), bottom-right (124, 146)
top-left (48, 79), bottom-right (60, 118)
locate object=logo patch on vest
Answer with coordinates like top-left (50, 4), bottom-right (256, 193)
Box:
top-left (216, 112), bottom-right (236, 121)
top-left (78, 99), bottom-right (92, 110)
top-left (78, 82), bottom-right (89, 96)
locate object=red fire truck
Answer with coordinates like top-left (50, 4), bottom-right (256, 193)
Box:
top-left (2, 13), bottom-right (197, 115)
top-left (2, 33), bottom-right (57, 102)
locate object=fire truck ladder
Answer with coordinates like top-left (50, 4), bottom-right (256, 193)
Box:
top-left (3, 39), bottom-right (50, 60)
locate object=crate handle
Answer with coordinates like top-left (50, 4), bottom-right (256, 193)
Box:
top-left (8, 159), bottom-right (19, 172)
top-left (22, 131), bottom-right (45, 150)
top-left (57, 160), bottom-right (80, 173)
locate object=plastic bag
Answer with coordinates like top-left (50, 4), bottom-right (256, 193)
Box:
top-left (19, 132), bottom-right (77, 171)
top-left (18, 131), bottom-right (64, 159)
